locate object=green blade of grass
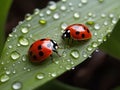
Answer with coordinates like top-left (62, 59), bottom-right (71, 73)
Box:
top-left (100, 19), bottom-right (120, 59)
top-left (0, 0), bottom-right (120, 89)
top-left (0, 0), bottom-right (12, 55)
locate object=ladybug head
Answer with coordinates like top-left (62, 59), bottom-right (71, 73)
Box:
top-left (62, 30), bottom-right (70, 39)
top-left (50, 40), bottom-right (58, 51)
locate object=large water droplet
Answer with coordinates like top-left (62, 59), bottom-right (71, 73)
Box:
top-left (21, 27), bottom-right (28, 34)
top-left (53, 13), bottom-right (60, 20)
top-left (12, 81), bottom-right (22, 90)
top-left (70, 50), bottom-right (79, 59)
top-left (73, 12), bottom-right (80, 19)
top-left (36, 73), bottom-right (45, 80)
top-left (0, 74), bottom-right (9, 82)
top-left (48, 1), bottom-right (57, 10)
top-left (11, 51), bottom-right (20, 60)
top-left (19, 37), bottom-right (29, 46)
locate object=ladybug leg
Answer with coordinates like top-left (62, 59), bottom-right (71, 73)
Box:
top-left (53, 50), bottom-right (61, 57)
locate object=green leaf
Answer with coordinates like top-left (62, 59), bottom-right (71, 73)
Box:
top-left (0, 0), bottom-right (120, 89)
top-left (100, 19), bottom-right (120, 59)
top-left (0, 0), bottom-right (12, 55)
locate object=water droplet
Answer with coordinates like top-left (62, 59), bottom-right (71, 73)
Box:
top-left (97, 38), bottom-right (103, 42)
top-left (0, 74), bottom-right (9, 82)
top-left (8, 45), bottom-right (12, 49)
top-left (101, 13), bottom-right (106, 18)
top-left (68, 2), bottom-right (73, 6)
top-left (78, 3), bottom-right (82, 7)
top-left (70, 50), bottom-right (79, 59)
top-left (109, 13), bottom-right (114, 18)
top-left (22, 55), bottom-right (27, 62)
top-left (94, 24), bottom-right (100, 30)
top-left (25, 14), bottom-right (32, 21)
top-left (86, 20), bottom-right (95, 25)
top-left (103, 36), bottom-right (107, 42)
top-left (12, 81), bottom-right (22, 90)
top-left (88, 12), bottom-right (92, 17)
top-left (6, 70), bottom-right (11, 75)
top-left (11, 51), bottom-right (20, 60)
top-left (51, 73), bottom-right (57, 77)
top-left (21, 27), bottom-right (28, 34)
top-left (81, 0), bottom-right (88, 4)
top-left (19, 37), bottom-right (29, 46)
top-left (13, 70), bottom-right (16, 74)
top-left (92, 42), bottom-right (98, 48)
top-left (60, 22), bottom-right (67, 29)
top-left (112, 18), bottom-right (117, 24)
top-left (73, 12), bottom-right (80, 19)
top-left (104, 21), bottom-right (108, 26)
top-left (62, 51), bottom-right (67, 57)
top-left (60, 5), bottom-right (66, 11)
top-left (61, 0), bottom-right (67, 2)
top-left (27, 69), bottom-right (31, 72)
top-left (99, 0), bottom-right (104, 3)
top-left (46, 10), bottom-right (51, 15)
top-left (65, 65), bottom-right (71, 70)
top-left (9, 34), bottom-right (13, 37)
top-left (53, 13), bottom-right (60, 20)
top-left (34, 8), bottom-right (40, 15)
top-left (36, 73), bottom-right (45, 80)
top-left (39, 19), bottom-right (47, 25)
top-left (87, 45), bottom-right (93, 51)
top-left (39, 13), bottom-right (44, 17)
top-left (82, 51), bottom-right (88, 58)
top-left (54, 60), bottom-right (59, 64)
top-left (48, 1), bottom-right (57, 11)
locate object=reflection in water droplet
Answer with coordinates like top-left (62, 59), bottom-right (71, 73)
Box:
top-left (73, 12), bottom-right (80, 19)
top-left (70, 50), bottom-right (79, 59)
top-left (0, 74), bottom-right (9, 82)
top-left (12, 81), bottom-right (22, 90)
top-left (92, 42), bottom-right (98, 48)
top-left (36, 73), bottom-right (45, 80)
top-left (48, 1), bottom-right (57, 10)
top-left (53, 13), bottom-right (60, 20)
top-left (19, 37), bottom-right (29, 46)
top-left (94, 24), bottom-right (100, 30)
top-left (61, 22), bottom-right (67, 29)
top-left (11, 51), bottom-right (20, 60)
top-left (39, 19), bottom-right (47, 25)
top-left (81, 0), bottom-right (88, 4)
top-left (21, 27), bottom-right (28, 34)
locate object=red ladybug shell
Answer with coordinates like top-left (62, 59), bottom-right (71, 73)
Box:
top-left (28, 38), bottom-right (58, 63)
top-left (62, 24), bottom-right (92, 40)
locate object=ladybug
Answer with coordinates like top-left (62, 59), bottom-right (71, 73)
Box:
top-left (62, 24), bottom-right (92, 40)
top-left (28, 38), bottom-right (59, 63)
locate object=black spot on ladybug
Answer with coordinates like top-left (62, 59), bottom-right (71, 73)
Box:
top-left (83, 26), bottom-right (86, 30)
top-left (81, 34), bottom-right (85, 38)
top-left (39, 51), bottom-right (44, 56)
top-left (76, 31), bottom-right (80, 35)
top-left (38, 45), bottom-right (42, 50)
top-left (29, 51), bottom-right (33, 56)
top-left (33, 55), bottom-right (37, 60)
top-left (40, 39), bottom-right (46, 41)
top-left (87, 29), bottom-right (90, 33)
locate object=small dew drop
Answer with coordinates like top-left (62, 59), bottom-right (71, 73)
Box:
top-left (60, 22), bottom-right (67, 29)
top-left (25, 14), bottom-right (32, 21)
top-left (101, 13), bottom-right (106, 18)
top-left (62, 51), bottom-right (67, 57)
top-left (94, 24), bottom-right (100, 30)
top-left (39, 13), bottom-right (44, 17)
top-left (104, 21), bottom-right (108, 26)
top-left (65, 65), bottom-right (71, 70)
top-left (53, 13), bottom-right (60, 20)
top-left (60, 5), bottom-right (66, 11)
top-left (22, 55), bottom-right (27, 62)
top-left (8, 45), bottom-right (12, 49)
top-left (36, 73), bottom-right (45, 80)
top-left (0, 74), bottom-right (9, 82)
top-left (70, 50), bottom-right (79, 59)
top-left (21, 27), bottom-right (28, 34)
top-left (19, 37), bottom-right (29, 46)
top-left (78, 3), bottom-right (82, 7)
top-left (92, 42), bottom-right (98, 48)
top-left (12, 81), bottom-right (22, 90)
top-left (87, 45), bottom-right (93, 51)
top-left (61, 0), bottom-right (67, 2)
top-left (99, 0), bottom-right (104, 3)
top-left (39, 19), bottom-right (47, 25)
top-left (88, 12), bottom-right (93, 17)
top-left (82, 51), bottom-right (88, 58)
top-left (46, 10), bottom-right (51, 15)
top-left (12, 70), bottom-right (16, 74)
top-left (54, 60), bottom-right (59, 64)
top-left (81, 0), bottom-right (88, 4)
top-left (51, 73), bottom-right (57, 77)
top-left (97, 38), bottom-right (103, 42)
top-left (11, 51), bottom-right (20, 60)
top-left (73, 12), bottom-right (80, 19)
top-left (6, 70), bottom-right (11, 75)
top-left (48, 1), bottom-right (57, 11)
top-left (109, 13), bottom-right (114, 18)
top-left (86, 20), bottom-right (95, 25)
top-left (34, 8), bottom-right (40, 15)
top-left (112, 18), bottom-right (117, 24)
top-left (94, 32), bottom-right (98, 36)
top-left (9, 34), bottom-right (13, 37)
